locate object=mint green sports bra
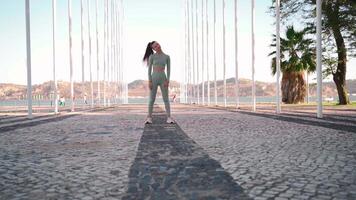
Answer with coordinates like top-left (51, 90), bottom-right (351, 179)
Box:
top-left (148, 53), bottom-right (171, 81)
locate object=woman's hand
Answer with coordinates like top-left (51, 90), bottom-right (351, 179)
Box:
top-left (164, 80), bottom-right (169, 88)
top-left (149, 81), bottom-right (153, 90)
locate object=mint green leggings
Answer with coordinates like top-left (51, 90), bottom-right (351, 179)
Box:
top-left (148, 72), bottom-right (171, 117)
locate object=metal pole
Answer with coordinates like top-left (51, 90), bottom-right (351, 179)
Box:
top-left (196, 0), bottom-right (199, 104)
top-left (234, 0), bottom-right (239, 109)
top-left (68, 0), bottom-right (74, 112)
top-left (116, 0), bottom-right (119, 104)
top-left (276, 0), bottom-right (281, 113)
top-left (202, 0), bottom-right (205, 105)
top-left (111, 0), bottom-right (114, 93)
top-left (188, 0), bottom-right (191, 104)
top-left (88, 0), bottom-right (94, 108)
top-left (251, 0), bottom-right (256, 112)
top-left (121, 0), bottom-right (127, 104)
top-left (214, 0), bottom-right (217, 106)
top-left (81, 0), bottom-right (85, 83)
top-left (103, 0), bottom-right (107, 106)
top-left (114, 0), bottom-right (117, 104)
top-left (192, 0), bottom-right (195, 104)
top-left (119, 0), bottom-right (123, 103)
top-left (96, 0), bottom-right (100, 106)
top-left (306, 72), bottom-right (309, 103)
top-left (25, 0), bottom-right (33, 118)
top-left (107, 0), bottom-right (110, 105)
top-left (206, 0), bottom-right (210, 106)
top-left (111, 0), bottom-right (117, 104)
top-left (52, 0), bottom-right (58, 114)
top-left (316, 0), bottom-right (323, 118)
top-left (223, 0), bottom-right (226, 107)
top-left (184, 0), bottom-right (188, 104)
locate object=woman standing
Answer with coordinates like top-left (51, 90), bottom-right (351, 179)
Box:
top-left (143, 41), bottom-right (175, 124)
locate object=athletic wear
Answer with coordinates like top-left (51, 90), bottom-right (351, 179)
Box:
top-left (147, 53), bottom-right (171, 118)
top-left (166, 117), bottom-right (175, 124)
top-left (148, 53), bottom-right (170, 81)
top-left (145, 117), bottom-right (153, 124)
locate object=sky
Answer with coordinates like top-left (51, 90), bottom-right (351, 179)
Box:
top-left (0, 0), bottom-right (355, 86)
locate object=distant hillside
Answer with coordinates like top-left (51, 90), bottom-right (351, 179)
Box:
top-left (1, 79), bottom-right (355, 100)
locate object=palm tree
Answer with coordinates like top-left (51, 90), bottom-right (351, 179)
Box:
top-left (269, 26), bottom-right (316, 104)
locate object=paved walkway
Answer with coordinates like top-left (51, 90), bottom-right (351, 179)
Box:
top-left (0, 104), bottom-right (356, 200)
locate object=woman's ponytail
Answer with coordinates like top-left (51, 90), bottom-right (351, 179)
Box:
top-left (143, 41), bottom-right (156, 65)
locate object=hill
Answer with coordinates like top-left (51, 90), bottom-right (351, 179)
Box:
top-left (1, 79), bottom-right (355, 100)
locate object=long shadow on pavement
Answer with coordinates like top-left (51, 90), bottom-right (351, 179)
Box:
top-left (207, 106), bottom-right (356, 133)
top-left (122, 109), bottom-right (250, 200)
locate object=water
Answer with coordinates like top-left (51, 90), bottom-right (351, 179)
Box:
top-left (2, 95), bottom-right (355, 107)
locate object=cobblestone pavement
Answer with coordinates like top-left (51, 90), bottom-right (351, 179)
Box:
top-left (1, 104), bottom-right (356, 199)
top-left (123, 108), bottom-right (250, 200)
top-left (174, 105), bottom-right (356, 200)
top-left (0, 106), bottom-right (144, 200)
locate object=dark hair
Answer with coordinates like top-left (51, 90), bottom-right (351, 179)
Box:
top-left (143, 41), bottom-right (156, 65)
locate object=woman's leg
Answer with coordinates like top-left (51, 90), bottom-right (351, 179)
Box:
top-left (160, 81), bottom-right (171, 117)
top-left (148, 79), bottom-right (158, 117)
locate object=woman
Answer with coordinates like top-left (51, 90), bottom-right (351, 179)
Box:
top-left (143, 41), bottom-right (175, 124)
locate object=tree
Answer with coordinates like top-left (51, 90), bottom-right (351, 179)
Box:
top-left (271, 0), bottom-right (356, 104)
top-left (269, 26), bottom-right (316, 104)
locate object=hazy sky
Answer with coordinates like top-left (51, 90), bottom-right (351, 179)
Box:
top-left (0, 0), bottom-right (355, 85)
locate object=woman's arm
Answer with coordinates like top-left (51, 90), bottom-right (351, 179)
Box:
top-left (166, 55), bottom-right (170, 82)
top-left (148, 55), bottom-right (153, 81)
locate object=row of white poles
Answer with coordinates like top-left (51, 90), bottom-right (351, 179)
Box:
top-left (25, 0), bottom-right (126, 118)
top-left (182, 0), bottom-right (323, 118)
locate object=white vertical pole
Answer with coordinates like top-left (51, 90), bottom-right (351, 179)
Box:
top-left (196, 0), bottom-right (200, 104)
top-left (68, 0), bottom-right (74, 112)
top-left (122, 0), bottom-right (128, 104)
top-left (25, 0), bottom-right (33, 119)
top-left (107, 0), bottom-right (111, 105)
top-left (316, 0), bottom-right (323, 118)
top-left (251, 0), bottom-right (256, 112)
top-left (88, 0), bottom-right (94, 108)
top-left (115, 0), bottom-right (118, 104)
top-left (184, 0), bottom-right (188, 104)
top-left (206, 0), bottom-right (209, 106)
top-left (234, 0), bottom-right (239, 109)
top-left (117, 0), bottom-right (120, 104)
top-left (223, 0), bottom-right (226, 107)
top-left (111, 0), bottom-right (114, 93)
top-left (122, 0), bottom-right (125, 103)
top-left (96, 0), bottom-right (100, 106)
top-left (117, 0), bottom-right (121, 103)
top-left (202, 0), bottom-right (205, 105)
top-left (276, 0), bottom-right (281, 113)
top-left (188, 0), bottom-right (191, 104)
top-left (81, 0), bottom-right (85, 83)
top-left (111, 0), bottom-right (114, 103)
top-left (116, 0), bottom-right (119, 104)
top-left (112, 0), bottom-right (116, 104)
top-left (192, 0), bottom-right (195, 104)
top-left (103, 0), bottom-right (107, 106)
top-left (119, 0), bottom-right (123, 103)
top-left (214, 0), bottom-right (217, 106)
top-left (306, 72), bottom-right (309, 103)
top-left (109, 0), bottom-right (112, 103)
top-left (52, 0), bottom-right (58, 114)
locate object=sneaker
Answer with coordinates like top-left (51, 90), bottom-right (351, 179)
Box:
top-left (145, 117), bottom-right (152, 124)
top-left (166, 117), bottom-right (175, 124)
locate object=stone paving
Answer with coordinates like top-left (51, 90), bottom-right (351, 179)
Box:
top-left (0, 106), bottom-right (143, 200)
top-left (174, 105), bottom-right (356, 200)
top-left (122, 108), bottom-right (250, 199)
top-left (0, 104), bottom-right (356, 199)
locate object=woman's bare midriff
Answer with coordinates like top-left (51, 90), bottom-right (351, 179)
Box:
top-left (153, 66), bottom-right (165, 72)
